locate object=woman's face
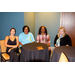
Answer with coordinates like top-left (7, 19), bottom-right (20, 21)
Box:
top-left (24, 27), bottom-right (28, 34)
top-left (41, 27), bottom-right (45, 33)
top-left (59, 29), bottom-right (64, 36)
top-left (10, 29), bottom-right (15, 36)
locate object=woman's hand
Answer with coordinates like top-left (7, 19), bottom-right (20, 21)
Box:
top-left (66, 44), bottom-right (69, 46)
top-left (12, 45), bottom-right (17, 48)
top-left (8, 46), bottom-right (17, 52)
top-left (47, 42), bottom-right (50, 47)
top-left (55, 44), bottom-right (58, 47)
top-left (8, 49), bottom-right (11, 52)
top-left (48, 47), bottom-right (51, 51)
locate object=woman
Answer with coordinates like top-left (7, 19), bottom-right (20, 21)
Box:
top-left (54, 27), bottom-right (72, 47)
top-left (19, 25), bottom-right (35, 47)
top-left (36, 26), bottom-right (51, 60)
top-left (4, 28), bottom-right (19, 62)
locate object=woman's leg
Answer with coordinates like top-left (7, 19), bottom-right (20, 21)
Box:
top-left (9, 48), bottom-right (19, 62)
top-left (48, 47), bottom-right (51, 61)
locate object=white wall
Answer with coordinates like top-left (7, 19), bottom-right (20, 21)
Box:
top-left (35, 12), bottom-right (61, 47)
top-left (24, 12), bottom-right (35, 37)
top-left (24, 12), bottom-right (61, 46)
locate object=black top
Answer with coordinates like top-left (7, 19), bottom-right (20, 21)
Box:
top-left (7, 38), bottom-right (16, 45)
top-left (6, 37), bottom-right (17, 54)
top-left (54, 34), bottom-right (72, 46)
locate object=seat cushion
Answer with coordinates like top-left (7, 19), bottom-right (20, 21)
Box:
top-left (59, 52), bottom-right (69, 62)
top-left (2, 53), bottom-right (10, 60)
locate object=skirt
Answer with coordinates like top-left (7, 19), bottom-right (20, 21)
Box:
top-left (6, 47), bottom-right (19, 62)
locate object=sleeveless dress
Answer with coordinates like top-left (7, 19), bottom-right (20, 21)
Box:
top-left (6, 37), bottom-right (19, 62)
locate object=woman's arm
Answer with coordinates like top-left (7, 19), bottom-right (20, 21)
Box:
top-left (14, 36), bottom-right (19, 47)
top-left (36, 34), bottom-right (40, 43)
top-left (47, 34), bottom-right (50, 47)
top-left (55, 44), bottom-right (58, 47)
top-left (4, 36), bottom-right (19, 48)
top-left (54, 35), bottom-right (58, 47)
top-left (4, 36), bottom-right (14, 48)
top-left (30, 33), bottom-right (35, 43)
top-left (66, 35), bottom-right (72, 46)
top-left (32, 41), bottom-right (35, 43)
top-left (19, 42), bottom-right (23, 46)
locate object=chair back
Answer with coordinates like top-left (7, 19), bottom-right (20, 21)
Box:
top-left (0, 41), bottom-right (1, 47)
top-left (59, 52), bottom-right (69, 62)
top-left (0, 40), bottom-right (6, 53)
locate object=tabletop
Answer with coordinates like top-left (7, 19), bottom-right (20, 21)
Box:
top-left (22, 43), bottom-right (48, 51)
top-left (51, 46), bottom-right (75, 62)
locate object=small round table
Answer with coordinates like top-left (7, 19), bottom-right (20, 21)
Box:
top-left (20, 43), bottom-right (49, 62)
top-left (51, 46), bottom-right (75, 62)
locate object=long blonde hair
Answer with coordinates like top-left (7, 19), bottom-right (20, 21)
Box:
top-left (58, 27), bottom-right (66, 37)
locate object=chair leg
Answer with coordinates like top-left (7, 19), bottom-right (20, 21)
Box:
top-left (1, 56), bottom-right (2, 62)
top-left (1, 56), bottom-right (6, 62)
top-left (1, 56), bottom-right (3, 62)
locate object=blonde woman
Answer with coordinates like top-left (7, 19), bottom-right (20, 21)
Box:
top-left (54, 27), bottom-right (72, 47)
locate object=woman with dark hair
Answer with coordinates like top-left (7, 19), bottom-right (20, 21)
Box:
top-left (19, 25), bottom-right (35, 47)
top-left (4, 28), bottom-right (19, 62)
top-left (36, 26), bottom-right (51, 60)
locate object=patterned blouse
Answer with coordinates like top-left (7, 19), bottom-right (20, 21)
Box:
top-left (36, 34), bottom-right (50, 46)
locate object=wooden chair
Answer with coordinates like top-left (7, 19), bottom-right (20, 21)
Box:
top-left (0, 40), bottom-right (21, 62)
top-left (59, 52), bottom-right (69, 62)
top-left (18, 45), bottom-right (21, 54)
top-left (0, 40), bottom-right (10, 62)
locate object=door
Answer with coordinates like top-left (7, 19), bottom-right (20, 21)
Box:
top-left (60, 12), bottom-right (75, 47)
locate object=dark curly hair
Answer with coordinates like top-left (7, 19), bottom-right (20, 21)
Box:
top-left (22, 25), bottom-right (30, 32)
top-left (38, 26), bottom-right (48, 35)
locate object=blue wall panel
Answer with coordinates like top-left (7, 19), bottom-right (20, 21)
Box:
top-left (0, 12), bottom-right (24, 40)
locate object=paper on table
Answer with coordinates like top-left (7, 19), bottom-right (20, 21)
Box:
top-left (37, 46), bottom-right (44, 50)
